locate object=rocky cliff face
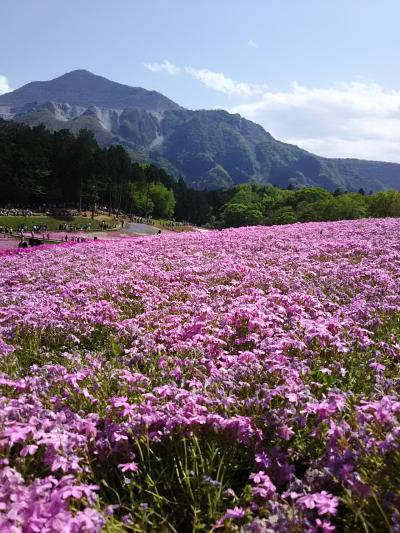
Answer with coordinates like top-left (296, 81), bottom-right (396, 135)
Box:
top-left (1, 69), bottom-right (399, 191)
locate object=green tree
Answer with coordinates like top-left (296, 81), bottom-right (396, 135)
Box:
top-left (298, 194), bottom-right (366, 222)
top-left (222, 203), bottom-right (263, 227)
top-left (106, 145), bottom-right (133, 212)
top-left (292, 187), bottom-right (332, 207)
top-left (71, 129), bottom-right (98, 211)
top-left (267, 206), bottom-right (298, 225)
top-left (228, 184), bottom-right (262, 207)
top-left (149, 182), bottom-right (175, 218)
top-left (333, 193), bottom-right (367, 220)
top-left (128, 182), bottom-right (154, 216)
top-left (368, 189), bottom-right (400, 217)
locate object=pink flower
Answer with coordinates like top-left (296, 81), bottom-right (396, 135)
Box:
top-left (279, 425), bottom-right (295, 441)
top-left (315, 492), bottom-right (339, 516)
top-left (20, 444), bottom-right (38, 457)
top-left (119, 462), bottom-right (139, 473)
top-left (250, 471), bottom-right (269, 484)
top-left (311, 518), bottom-right (336, 532)
top-left (298, 492), bottom-right (339, 516)
top-left (224, 506), bottom-right (246, 519)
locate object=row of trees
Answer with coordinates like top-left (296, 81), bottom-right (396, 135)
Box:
top-left (208, 184), bottom-right (400, 227)
top-left (2, 119), bottom-right (400, 227)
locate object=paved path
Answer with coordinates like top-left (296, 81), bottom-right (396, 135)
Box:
top-left (121, 223), bottom-right (161, 236)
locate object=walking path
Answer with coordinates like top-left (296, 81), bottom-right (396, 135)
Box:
top-left (121, 222), bottom-right (164, 236)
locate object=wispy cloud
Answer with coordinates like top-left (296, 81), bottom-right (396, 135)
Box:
top-left (229, 81), bottom-right (400, 162)
top-left (184, 66), bottom-right (265, 97)
top-left (247, 39), bottom-right (258, 48)
top-left (144, 60), bottom-right (180, 75)
top-left (144, 61), bottom-right (264, 97)
top-left (0, 75), bottom-right (12, 95)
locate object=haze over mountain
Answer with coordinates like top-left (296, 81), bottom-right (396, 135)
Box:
top-left (1, 69), bottom-right (399, 192)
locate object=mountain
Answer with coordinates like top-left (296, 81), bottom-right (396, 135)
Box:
top-left (1, 69), bottom-right (399, 191)
top-left (0, 69), bottom-right (179, 113)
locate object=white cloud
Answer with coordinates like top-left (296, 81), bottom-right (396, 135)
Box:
top-left (247, 39), bottom-right (258, 48)
top-left (144, 60), bottom-right (265, 98)
top-left (184, 66), bottom-right (265, 97)
top-left (0, 75), bottom-right (12, 95)
top-left (144, 60), bottom-right (180, 75)
top-left (229, 81), bottom-right (400, 162)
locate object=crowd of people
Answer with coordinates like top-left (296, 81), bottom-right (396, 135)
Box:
top-left (157, 219), bottom-right (185, 230)
top-left (62, 235), bottom-right (89, 243)
top-left (1, 225), bottom-right (50, 237)
top-left (0, 205), bottom-right (80, 217)
top-left (0, 208), bottom-right (33, 217)
top-left (0, 226), bottom-right (16, 235)
top-left (16, 234), bottom-right (94, 249)
top-left (129, 215), bottom-right (187, 230)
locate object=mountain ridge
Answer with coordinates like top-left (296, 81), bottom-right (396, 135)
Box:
top-left (1, 69), bottom-right (399, 191)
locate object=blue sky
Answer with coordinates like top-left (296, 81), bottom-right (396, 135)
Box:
top-left (2, 0), bottom-right (400, 162)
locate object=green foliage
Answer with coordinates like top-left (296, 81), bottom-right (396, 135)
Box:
top-left (297, 193), bottom-right (367, 222)
top-left (96, 436), bottom-right (254, 531)
top-left (368, 189), bottom-right (400, 217)
top-left (291, 187), bottom-right (333, 207)
top-left (222, 203), bottom-right (263, 227)
top-left (210, 185), bottom-right (378, 228)
top-left (221, 184), bottom-right (264, 227)
top-left (267, 206), bottom-right (298, 225)
top-left (127, 182), bottom-right (154, 217)
top-left (149, 182), bottom-right (175, 218)
top-left (333, 194), bottom-right (368, 220)
top-left (228, 184), bottom-right (262, 207)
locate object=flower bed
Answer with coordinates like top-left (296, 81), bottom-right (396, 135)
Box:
top-left (0, 219), bottom-right (399, 531)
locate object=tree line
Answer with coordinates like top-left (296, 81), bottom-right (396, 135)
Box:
top-left (1, 119), bottom-right (400, 227)
top-left (207, 183), bottom-right (400, 227)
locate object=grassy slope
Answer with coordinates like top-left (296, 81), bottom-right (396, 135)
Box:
top-left (0, 215), bottom-right (117, 231)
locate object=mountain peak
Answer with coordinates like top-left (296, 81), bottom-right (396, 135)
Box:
top-left (0, 69), bottom-right (180, 112)
top-left (58, 69), bottom-right (97, 79)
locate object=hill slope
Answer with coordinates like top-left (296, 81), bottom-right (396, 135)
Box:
top-left (1, 69), bottom-right (399, 191)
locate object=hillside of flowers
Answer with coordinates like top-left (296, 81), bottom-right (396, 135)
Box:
top-left (1, 219), bottom-right (400, 532)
